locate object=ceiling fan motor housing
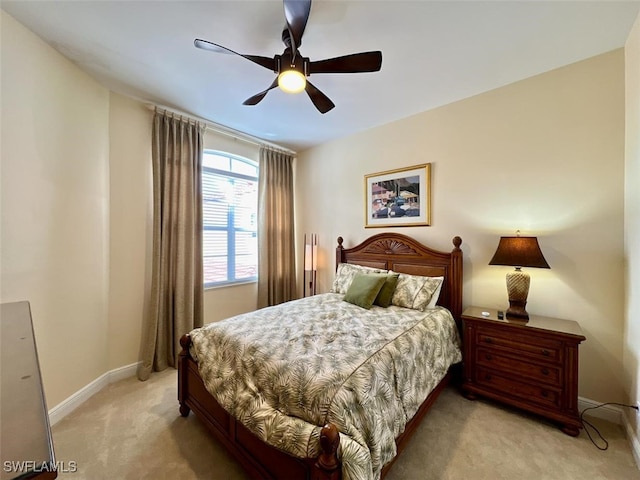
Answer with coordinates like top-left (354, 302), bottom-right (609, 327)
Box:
top-left (275, 53), bottom-right (310, 76)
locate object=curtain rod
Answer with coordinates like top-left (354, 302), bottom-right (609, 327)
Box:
top-left (145, 103), bottom-right (296, 155)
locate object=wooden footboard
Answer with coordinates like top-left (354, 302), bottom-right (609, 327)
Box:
top-left (179, 334), bottom-right (451, 480)
top-left (179, 334), bottom-right (341, 480)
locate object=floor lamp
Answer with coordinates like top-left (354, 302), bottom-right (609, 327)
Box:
top-left (303, 234), bottom-right (318, 297)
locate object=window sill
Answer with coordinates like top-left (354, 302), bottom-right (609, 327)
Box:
top-left (204, 279), bottom-right (257, 291)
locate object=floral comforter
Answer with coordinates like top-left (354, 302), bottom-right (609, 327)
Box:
top-left (189, 293), bottom-right (462, 480)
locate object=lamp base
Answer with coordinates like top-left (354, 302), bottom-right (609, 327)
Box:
top-left (506, 300), bottom-right (529, 320)
top-left (505, 268), bottom-right (530, 321)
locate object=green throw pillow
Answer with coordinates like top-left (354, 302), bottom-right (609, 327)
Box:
top-left (343, 273), bottom-right (387, 309)
top-left (373, 273), bottom-right (400, 308)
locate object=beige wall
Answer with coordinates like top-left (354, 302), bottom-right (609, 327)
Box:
top-left (623, 14), bottom-right (640, 437)
top-left (1, 11), bottom-right (110, 407)
top-left (296, 50), bottom-right (626, 403)
top-left (107, 93), bottom-right (152, 370)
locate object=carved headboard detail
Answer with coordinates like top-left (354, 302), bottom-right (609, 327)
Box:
top-left (336, 233), bottom-right (463, 325)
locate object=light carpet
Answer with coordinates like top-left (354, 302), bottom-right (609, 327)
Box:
top-left (51, 369), bottom-right (640, 479)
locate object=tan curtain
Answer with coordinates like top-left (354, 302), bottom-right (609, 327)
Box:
top-left (257, 147), bottom-right (296, 308)
top-left (137, 110), bottom-right (205, 381)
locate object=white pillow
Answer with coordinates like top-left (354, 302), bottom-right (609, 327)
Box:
top-left (330, 263), bottom-right (387, 294)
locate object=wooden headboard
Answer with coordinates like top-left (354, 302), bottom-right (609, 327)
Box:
top-left (336, 233), bottom-right (463, 325)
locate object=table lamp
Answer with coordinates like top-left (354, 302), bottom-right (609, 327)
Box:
top-left (489, 233), bottom-right (550, 320)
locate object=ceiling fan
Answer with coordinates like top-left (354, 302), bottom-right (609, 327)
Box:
top-left (194, 0), bottom-right (382, 114)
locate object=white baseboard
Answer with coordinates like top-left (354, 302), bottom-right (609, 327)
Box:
top-left (107, 362), bottom-right (141, 384)
top-left (578, 396), bottom-right (623, 424)
top-left (579, 396), bottom-right (640, 470)
top-left (48, 362), bottom-right (140, 426)
top-left (622, 408), bottom-right (640, 470)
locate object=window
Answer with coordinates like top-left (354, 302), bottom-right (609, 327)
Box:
top-left (202, 150), bottom-right (258, 287)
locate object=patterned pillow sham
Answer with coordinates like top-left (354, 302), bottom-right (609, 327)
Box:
top-left (425, 276), bottom-right (445, 309)
top-left (390, 272), bottom-right (444, 311)
top-left (330, 263), bottom-right (387, 294)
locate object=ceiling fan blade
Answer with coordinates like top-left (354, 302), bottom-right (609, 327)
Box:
top-left (305, 80), bottom-right (335, 114)
top-left (309, 51), bottom-right (382, 74)
top-left (242, 78), bottom-right (279, 106)
top-left (194, 39), bottom-right (276, 71)
top-left (283, 0), bottom-right (311, 51)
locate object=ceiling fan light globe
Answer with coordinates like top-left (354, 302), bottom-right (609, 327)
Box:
top-left (278, 70), bottom-right (306, 94)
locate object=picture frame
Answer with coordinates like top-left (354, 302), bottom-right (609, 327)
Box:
top-left (365, 163), bottom-right (431, 228)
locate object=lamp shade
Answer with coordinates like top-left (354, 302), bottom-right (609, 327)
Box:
top-left (304, 244), bottom-right (318, 271)
top-left (489, 237), bottom-right (550, 269)
top-left (303, 233), bottom-right (318, 297)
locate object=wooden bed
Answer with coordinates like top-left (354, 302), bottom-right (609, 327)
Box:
top-left (178, 232), bottom-right (463, 480)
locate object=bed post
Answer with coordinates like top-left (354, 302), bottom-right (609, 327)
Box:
top-left (335, 236), bottom-right (344, 271)
top-left (314, 423), bottom-right (341, 480)
top-left (450, 236), bottom-right (463, 323)
top-left (178, 334), bottom-right (192, 417)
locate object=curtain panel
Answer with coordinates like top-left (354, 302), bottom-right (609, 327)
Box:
top-left (257, 147), bottom-right (296, 308)
top-left (138, 110), bottom-right (205, 381)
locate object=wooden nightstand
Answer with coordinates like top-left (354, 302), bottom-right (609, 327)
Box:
top-left (461, 306), bottom-right (586, 436)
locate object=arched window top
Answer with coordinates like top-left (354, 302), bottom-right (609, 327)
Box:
top-left (203, 150), bottom-right (258, 178)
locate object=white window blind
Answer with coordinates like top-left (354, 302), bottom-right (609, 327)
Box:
top-left (203, 151), bottom-right (258, 287)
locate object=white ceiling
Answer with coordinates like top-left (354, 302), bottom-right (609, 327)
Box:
top-left (2, 1), bottom-right (639, 151)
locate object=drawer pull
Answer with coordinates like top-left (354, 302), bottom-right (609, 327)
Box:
top-left (541, 349), bottom-right (550, 356)
top-left (484, 337), bottom-right (493, 344)
top-left (485, 354), bottom-right (493, 360)
top-left (541, 390), bottom-right (548, 398)
top-left (484, 374), bottom-right (492, 381)
top-left (541, 368), bottom-right (550, 375)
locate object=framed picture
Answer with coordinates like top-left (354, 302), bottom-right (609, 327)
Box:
top-left (365, 163), bottom-right (431, 228)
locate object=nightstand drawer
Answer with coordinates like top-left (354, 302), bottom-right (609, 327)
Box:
top-left (475, 367), bottom-right (561, 409)
top-left (476, 327), bottom-right (562, 363)
top-left (476, 347), bottom-right (562, 386)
